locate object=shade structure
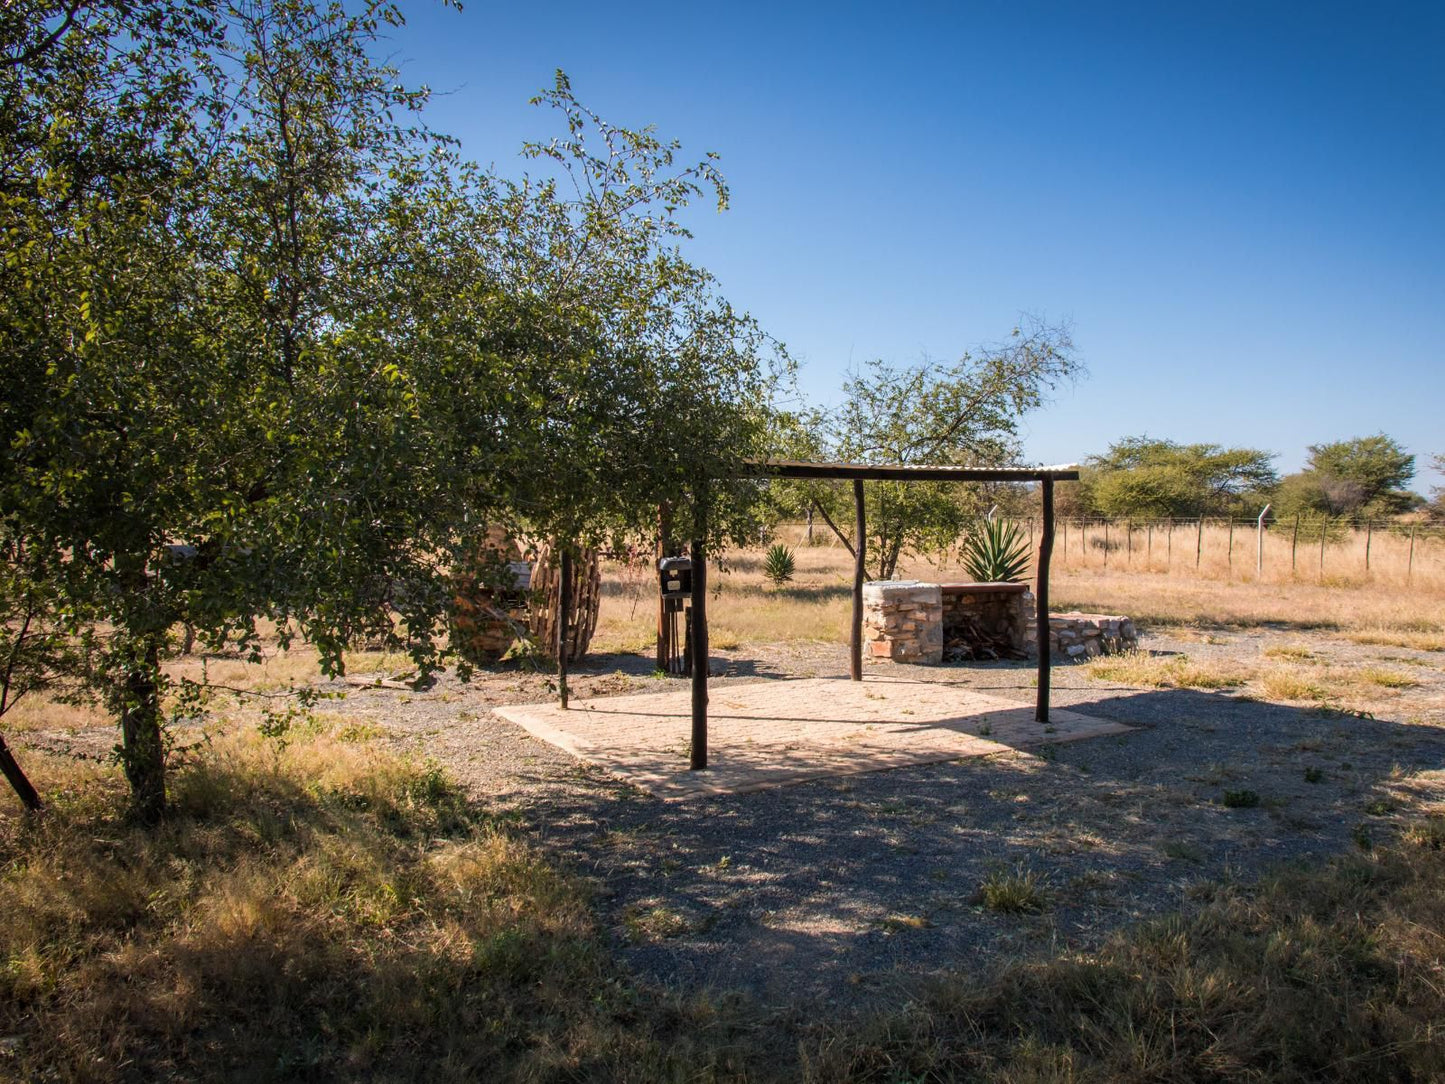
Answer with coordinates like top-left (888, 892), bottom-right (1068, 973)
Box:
top-left (678, 460), bottom-right (1081, 770)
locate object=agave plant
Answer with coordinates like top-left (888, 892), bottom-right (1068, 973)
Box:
top-left (960, 518), bottom-right (1031, 582)
top-left (763, 542), bottom-right (797, 587)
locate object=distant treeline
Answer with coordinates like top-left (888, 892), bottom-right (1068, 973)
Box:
top-left (1052, 434), bottom-right (1443, 522)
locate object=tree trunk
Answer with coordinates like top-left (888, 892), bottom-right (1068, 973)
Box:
top-left (120, 639), bottom-right (166, 823)
top-left (0, 733), bottom-right (41, 812)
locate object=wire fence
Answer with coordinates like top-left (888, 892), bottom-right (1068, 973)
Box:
top-left (780, 515), bottom-right (1445, 590)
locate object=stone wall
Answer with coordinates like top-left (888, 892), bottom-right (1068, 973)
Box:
top-left (862, 581), bottom-right (943, 664)
top-left (1026, 612), bottom-right (1138, 660)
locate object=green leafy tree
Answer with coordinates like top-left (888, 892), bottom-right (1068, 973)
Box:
top-left (1, 5), bottom-right (782, 819)
top-left (801, 319), bottom-right (1081, 579)
top-left (1082, 437), bottom-right (1278, 518)
top-left (1275, 435), bottom-right (1419, 518)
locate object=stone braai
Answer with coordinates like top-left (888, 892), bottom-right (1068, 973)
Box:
top-left (864, 580), bottom-right (1136, 664)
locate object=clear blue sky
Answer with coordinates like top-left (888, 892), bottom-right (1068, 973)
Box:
top-left (388, 0), bottom-right (1444, 493)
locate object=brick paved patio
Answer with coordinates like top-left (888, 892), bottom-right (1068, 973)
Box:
top-left (493, 675), bottom-right (1130, 799)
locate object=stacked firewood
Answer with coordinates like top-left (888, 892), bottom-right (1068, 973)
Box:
top-left (943, 614), bottom-right (1027, 662)
top-left (450, 530), bottom-right (601, 664)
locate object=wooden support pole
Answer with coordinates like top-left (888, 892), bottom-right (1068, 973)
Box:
top-left (1035, 478), bottom-right (1055, 723)
top-left (557, 547), bottom-right (571, 710)
top-left (1365, 520), bottom-right (1373, 572)
top-left (690, 534), bottom-right (708, 770)
top-left (655, 503), bottom-right (671, 672)
top-left (850, 479), bottom-right (866, 682)
top-left (1292, 513), bottom-right (1300, 572)
top-left (1409, 524), bottom-right (1417, 583)
top-left (1196, 519), bottom-right (1204, 568)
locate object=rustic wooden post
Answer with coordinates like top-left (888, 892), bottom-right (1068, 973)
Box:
top-left (1320, 519), bottom-right (1327, 577)
top-left (1103, 519), bottom-right (1110, 567)
top-left (655, 503), bottom-right (671, 671)
top-left (1291, 513), bottom-right (1300, 572)
top-left (1227, 517), bottom-right (1234, 571)
top-left (1147, 522), bottom-right (1153, 566)
top-left (557, 547), bottom-right (571, 710)
top-left (1167, 518), bottom-right (1173, 569)
top-left (690, 531), bottom-right (708, 770)
top-left (1035, 477), bottom-right (1055, 723)
top-left (1125, 520), bottom-right (1132, 565)
top-left (1196, 519), bottom-right (1204, 568)
top-left (1365, 520), bottom-right (1373, 572)
top-left (1408, 524), bottom-right (1417, 583)
top-left (850, 479), bottom-right (866, 681)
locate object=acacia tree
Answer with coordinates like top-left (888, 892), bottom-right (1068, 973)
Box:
top-left (2, 5), bottom-right (784, 818)
top-left (1275, 434), bottom-right (1420, 518)
top-left (799, 319), bottom-right (1080, 579)
top-left (1080, 437), bottom-right (1279, 518)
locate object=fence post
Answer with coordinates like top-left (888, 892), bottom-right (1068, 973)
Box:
top-left (1147, 522), bottom-right (1153, 566)
top-left (1256, 503), bottom-right (1271, 579)
top-left (1227, 517), bottom-right (1234, 572)
top-left (1167, 519), bottom-right (1173, 570)
top-left (1196, 519), bottom-right (1204, 568)
top-left (1320, 519), bottom-right (1327, 578)
top-left (1126, 520), bottom-right (1132, 565)
top-left (1062, 517), bottom-right (1068, 562)
top-left (1291, 513), bottom-right (1300, 573)
top-left (1103, 519), bottom-right (1110, 567)
top-left (1365, 520), bottom-right (1373, 572)
top-left (1409, 524), bottom-right (1417, 582)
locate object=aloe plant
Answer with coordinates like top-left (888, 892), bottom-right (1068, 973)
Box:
top-left (763, 542), bottom-right (796, 587)
top-left (960, 518), bottom-right (1031, 582)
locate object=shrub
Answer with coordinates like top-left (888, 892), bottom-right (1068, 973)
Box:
top-left (763, 543), bottom-right (796, 587)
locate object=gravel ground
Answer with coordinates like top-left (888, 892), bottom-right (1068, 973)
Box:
top-left (307, 625), bottom-right (1445, 1009)
top-left (22, 625), bottom-right (1445, 1009)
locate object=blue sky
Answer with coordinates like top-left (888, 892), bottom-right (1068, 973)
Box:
top-left (389, 1), bottom-right (1444, 493)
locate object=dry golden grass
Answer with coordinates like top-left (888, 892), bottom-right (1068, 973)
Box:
top-left (1083, 651), bottom-right (1250, 690)
top-left (596, 537), bottom-right (1445, 655)
top-left (7, 696), bottom-right (1445, 1079)
top-left (1258, 670), bottom-right (1333, 703)
top-left (1345, 629), bottom-right (1445, 652)
top-left (1263, 644), bottom-right (1316, 661)
top-left (0, 728), bottom-right (761, 1082)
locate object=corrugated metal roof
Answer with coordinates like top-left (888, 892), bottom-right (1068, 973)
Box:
top-left (744, 460), bottom-right (1081, 482)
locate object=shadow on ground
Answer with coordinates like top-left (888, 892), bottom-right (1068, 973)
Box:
top-left (499, 674), bottom-right (1445, 1007)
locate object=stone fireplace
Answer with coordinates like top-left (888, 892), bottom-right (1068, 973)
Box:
top-left (863, 580), bottom-right (1137, 664)
top-left (940, 582), bottom-right (1033, 660)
